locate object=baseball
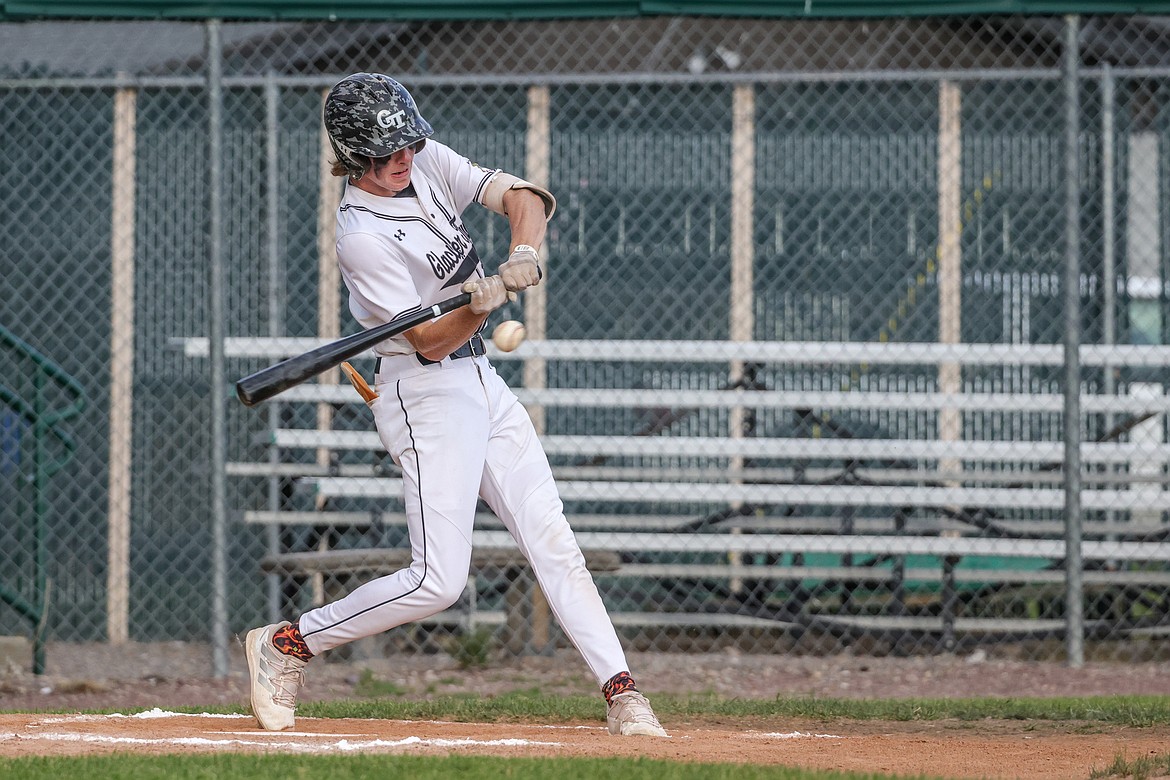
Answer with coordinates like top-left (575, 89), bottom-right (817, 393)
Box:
top-left (492, 320), bottom-right (526, 352)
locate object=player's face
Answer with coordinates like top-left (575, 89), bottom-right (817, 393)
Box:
top-left (357, 141), bottom-right (424, 197)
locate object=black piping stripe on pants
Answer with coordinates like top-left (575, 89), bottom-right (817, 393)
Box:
top-left (301, 379), bottom-right (429, 639)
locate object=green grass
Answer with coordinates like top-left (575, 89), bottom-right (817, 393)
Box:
top-left (350, 668), bottom-right (407, 697)
top-left (12, 691), bottom-right (1170, 726)
top-left (307, 691), bottom-right (1170, 727)
top-left (0, 754), bottom-right (937, 780)
top-left (8, 691), bottom-right (1170, 726)
top-left (445, 626), bottom-right (496, 669)
top-left (1091, 751), bottom-right (1170, 780)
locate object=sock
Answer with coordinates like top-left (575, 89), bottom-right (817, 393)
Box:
top-left (602, 671), bottom-right (637, 705)
top-left (272, 622), bottom-right (314, 661)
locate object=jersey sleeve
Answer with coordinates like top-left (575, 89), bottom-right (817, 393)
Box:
top-left (336, 231), bottom-right (423, 327)
top-left (421, 140), bottom-right (499, 215)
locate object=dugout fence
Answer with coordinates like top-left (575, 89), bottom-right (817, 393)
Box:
top-left (2, 9), bottom-right (1170, 675)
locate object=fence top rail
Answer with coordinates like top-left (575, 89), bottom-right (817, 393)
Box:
top-left (7, 66), bottom-right (1170, 92)
top-left (176, 337), bottom-right (1170, 367)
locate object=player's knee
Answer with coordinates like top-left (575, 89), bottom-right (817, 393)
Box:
top-left (427, 579), bottom-right (467, 611)
top-left (419, 567), bottom-right (470, 610)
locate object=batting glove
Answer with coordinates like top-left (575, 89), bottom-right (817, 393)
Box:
top-left (463, 275), bottom-right (509, 315)
top-left (499, 244), bottom-right (542, 292)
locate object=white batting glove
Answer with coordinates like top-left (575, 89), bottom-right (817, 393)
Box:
top-left (499, 244), bottom-right (542, 292)
top-left (462, 275), bottom-right (509, 315)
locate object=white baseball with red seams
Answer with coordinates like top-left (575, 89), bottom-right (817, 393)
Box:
top-left (294, 139), bottom-right (634, 690)
top-left (492, 320), bottom-right (526, 352)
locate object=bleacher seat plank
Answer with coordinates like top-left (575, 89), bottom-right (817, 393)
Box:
top-left (266, 428), bottom-right (1170, 466)
top-left (176, 336), bottom-right (1170, 368)
top-left (305, 476), bottom-right (1170, 513)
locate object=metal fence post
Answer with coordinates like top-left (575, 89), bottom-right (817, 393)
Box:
top-left (207, 18), bottom-right (229, 679)
top-left (1062, 14), bottom-right (1085, 668)
top-left (264, 70), bottom-right (283, 625)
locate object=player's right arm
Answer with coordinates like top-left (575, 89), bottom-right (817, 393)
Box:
top-left (424, 141), bottom-right (556, 292)
top-left (496, 188), bottom-right (549, 291)
top-left (340, 231), bottom-right (505, 360)
top-left (404, 277), bottom-right (508, 361)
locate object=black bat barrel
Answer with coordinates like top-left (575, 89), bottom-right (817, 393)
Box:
top-left (235, 292), bottom-right (471, 407)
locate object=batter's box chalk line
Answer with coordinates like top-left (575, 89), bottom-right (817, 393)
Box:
top-left (13, 710), bottom-right (564, 754)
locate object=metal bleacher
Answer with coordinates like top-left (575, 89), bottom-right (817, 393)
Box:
top-left (177, 335), bottom-right (1170, 650)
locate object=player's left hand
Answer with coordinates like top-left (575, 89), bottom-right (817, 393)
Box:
top-left (499, 245), bottom-right (542, 292)
top-left (463, 275), bottom-right (509, 315)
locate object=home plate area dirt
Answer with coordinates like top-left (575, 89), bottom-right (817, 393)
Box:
top-left (5, 647), bottom-right (1170, 778)
top-left (1, 709), bottom-right (1167, 779)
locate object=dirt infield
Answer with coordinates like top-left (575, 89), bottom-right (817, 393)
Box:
top-left (0, 709), bottom-right (1165, 778)
top-left (3, 643), bottom-right (1170, 778)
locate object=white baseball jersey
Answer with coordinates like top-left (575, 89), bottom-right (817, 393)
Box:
top-left (335, 139), bottom-right (495, 357)
top-left (295, 139), bottom-right (633, 688)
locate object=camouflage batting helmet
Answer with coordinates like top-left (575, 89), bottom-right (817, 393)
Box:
top-left (323, 73), bottom-right (434, 179)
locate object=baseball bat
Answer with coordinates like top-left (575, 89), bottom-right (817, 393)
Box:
top-left (235, 291), bottom-right (472, 407)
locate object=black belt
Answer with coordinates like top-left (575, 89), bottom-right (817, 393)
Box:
top-left (375, 334), bottom-right (485, 373)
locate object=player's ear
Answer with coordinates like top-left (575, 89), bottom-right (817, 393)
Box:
top-left (335, 154), bottom-right (369, 179)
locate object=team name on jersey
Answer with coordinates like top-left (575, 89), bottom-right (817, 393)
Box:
top-left (426, 221), bottom-right (474, 280)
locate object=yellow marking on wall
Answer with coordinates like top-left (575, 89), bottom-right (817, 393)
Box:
top-left (845, 172), bottom-right (999, 389)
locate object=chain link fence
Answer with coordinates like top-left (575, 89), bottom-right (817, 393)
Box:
top-left (2, 14), bottom-right (1170, 674)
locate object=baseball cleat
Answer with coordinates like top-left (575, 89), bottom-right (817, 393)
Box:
top-left (245, 621), bottom-right (308, 731)
top-left (606, 691), bottom-right (669, 737)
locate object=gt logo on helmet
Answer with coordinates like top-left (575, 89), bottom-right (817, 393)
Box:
top-left (377, 109), bottom-right (406, 130)
top-left (324, 73), bottom-right (435, 180)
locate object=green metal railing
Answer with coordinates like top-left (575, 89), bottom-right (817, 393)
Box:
top-left (0, 325), bottom-right (85, 674)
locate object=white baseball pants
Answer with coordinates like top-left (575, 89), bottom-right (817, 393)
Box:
top-left (296, 352), bottom-right (630, 686)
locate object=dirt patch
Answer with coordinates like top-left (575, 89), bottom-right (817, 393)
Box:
top-left (0, 710), bottom-right (1163, 779)
top-left (2, 642), bottom-right (1169, 778)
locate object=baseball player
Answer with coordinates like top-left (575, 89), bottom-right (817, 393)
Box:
top-left (244, 72), bottom-right (667, 738)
